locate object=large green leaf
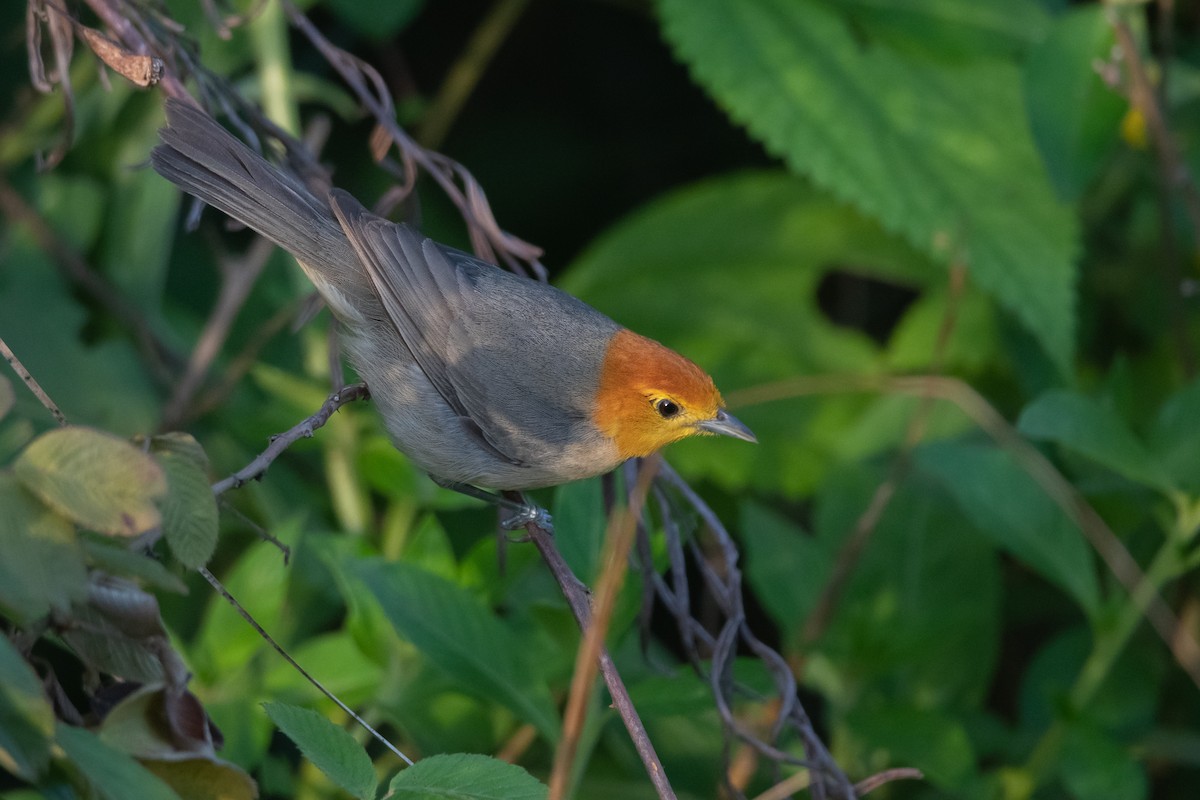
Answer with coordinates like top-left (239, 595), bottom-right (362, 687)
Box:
top-left (806, 467), bottom-right (1002, 705)
top-left (0, 635), bottom-right (55, 781)
top-left (14, 426), bottom-right (166, 537)
top-left (915, 441), bottom-right (1100, 615)
top-left (387, 753), bottom-right (546, 800)
top-left (349, 559), bottom-right (560, 741)
top-left (1018, 389), bottom-right (1175, 493)
top-left (658, 0), bottom-right (1078, 370)
top-left (263, 702), bottom-right (377, 800)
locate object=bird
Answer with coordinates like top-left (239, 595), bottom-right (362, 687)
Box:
top-left (151, 99), bottom-right (755, 527)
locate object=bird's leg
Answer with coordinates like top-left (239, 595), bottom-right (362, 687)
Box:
top-left (429, 476), bottom-right (553, 533)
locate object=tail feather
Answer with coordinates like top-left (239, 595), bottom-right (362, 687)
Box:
top-left (151, 99), bottom-right (360, 286)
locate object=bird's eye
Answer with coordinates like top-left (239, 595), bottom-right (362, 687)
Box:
top-left (655, 398), bottom-right (681, 419)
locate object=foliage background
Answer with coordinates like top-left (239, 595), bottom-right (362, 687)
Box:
top-left (1, 0), bottom-right (1199, 799)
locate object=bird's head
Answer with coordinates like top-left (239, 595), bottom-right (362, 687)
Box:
top-left (593, 329), bottom-right (756, 459)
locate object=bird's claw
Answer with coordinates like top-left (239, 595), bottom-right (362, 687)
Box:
top-left (501, 505), bottom-right (553, 533)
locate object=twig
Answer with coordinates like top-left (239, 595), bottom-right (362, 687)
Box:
top-left (197, 565), bottom-right (412, 766)
top-left (526, 517), bottom-right (678, 800)
top-left (418, 0), bottom-right (531, 150)
top-left (210, 383), bottom-right (370, 495)
top-left (0, 335), bottom-right (66, 425)
top-left (160, 236), bottom-right (276, 429)
top-left (549, 456), bottom-right (661, 799)
top-left (280, 0), bottom-right (547, 279)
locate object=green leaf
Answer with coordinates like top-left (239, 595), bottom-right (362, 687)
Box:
top-left (262, 702), bottom-right (377, 800)
top-left (915, 441), bottom-right (1099, 615)
top-left (0, 375), bottom-right (13, 421)
top-left (837, 0), bottom-right (1050, 57)
top-left (387, 753), bottom-right (547, 800)
top-left (1060, 722), bottom-right (1148, 800)
top-left (740, 501), bottom-right (829, 644)
top-left (0, 635), bottom-right (55, 780)
top-left (1024, 6), bottom-right (1126, 199)
top-left (326, 0), bottom-right (423, 41)
top-left (808, 468), bottom-right (1002, 704)
top-left (1149, 376), bottom-right (1200, 494)
top-left (156, 450), bottom-right (219, 569)
top-left (55, 724), bottom-right (181, 800)
top-left (552, 478), bottom-right (607, 580)
top-left (844, 704), bottom-right (976, 790)
top-left (349, 560), bottom-right (560, 741)
top-left (0, 472), bottom-right (88, 624)
top-left (14, 427), bottom-right (167, 537)
top-left (1018, 390), bottom-right (1175, 492)
top-left (658, 0), bottom-right (1077, 370)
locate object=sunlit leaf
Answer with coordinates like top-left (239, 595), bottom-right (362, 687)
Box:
top-left (658, 0), bottom-right (1077, 370)
top-left (14, 427), bottom-right (166, 537)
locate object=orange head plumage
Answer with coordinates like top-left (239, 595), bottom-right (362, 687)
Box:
top-left (592, 329), bottom-right (756, 460)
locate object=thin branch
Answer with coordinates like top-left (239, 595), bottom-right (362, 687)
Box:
top-left (526, 517), bottom-right (678, 800)
top-left (210, 383), bottom-right (370, 496)
top-left (550, 456), bottom-right (661, 800)
top-left (197, 565), bottom-right (413, 766)
top-left (0, 336), bottom-right (67, 425)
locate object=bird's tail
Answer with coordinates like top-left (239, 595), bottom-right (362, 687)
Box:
top-left (151, 99), bottom-right (362, 294)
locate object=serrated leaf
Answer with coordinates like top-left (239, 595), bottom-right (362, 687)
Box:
top-left (55, 724), bottom-right (181, 800)
top-left (1018, 390), bottom-right (1175, 492)
top-left (14, 427), bottom-right (166, 537)
top-left (915, 441), bottom-right (1099, 615)
top-left (156, 451), bottom-right (219, 569)
top-left (0, 635), bottom-right (55, 780)
top-left (0, 472), bottom-right (88, 624)
top-left (388, 753), bottom-right (547, 800)
top-left (658, 0), bottom-right (1078, 370)
top-left (81, 535), bottom-right (189, 594)
top-left (262, 702), bottom-right (376, 800)
top-left (349, 560), bottom-right (560, 741)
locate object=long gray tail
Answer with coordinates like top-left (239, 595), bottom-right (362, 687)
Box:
top-left (151, 99), bottom-right (361, 287)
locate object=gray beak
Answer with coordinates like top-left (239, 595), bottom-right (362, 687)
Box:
top-left (695, 408), bottom-right (757, 443)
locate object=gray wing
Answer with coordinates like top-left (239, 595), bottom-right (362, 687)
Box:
top-left (328, 190), bottom-right (619, 466)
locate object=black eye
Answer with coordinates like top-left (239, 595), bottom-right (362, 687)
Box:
top-left (655, 398), bottom-right (681, 419)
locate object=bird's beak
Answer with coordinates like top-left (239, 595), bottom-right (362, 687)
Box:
top-left (695, 409), bottom-right (757, 443)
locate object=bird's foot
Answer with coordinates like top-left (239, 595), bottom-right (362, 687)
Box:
top-left (501, 504), bottom-right (553, 533)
